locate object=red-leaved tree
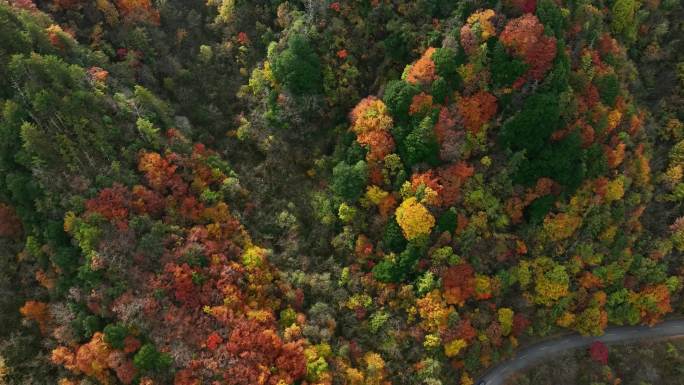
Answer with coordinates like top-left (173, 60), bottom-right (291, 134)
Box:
top-left (588, 341), bottom-right (608, 365)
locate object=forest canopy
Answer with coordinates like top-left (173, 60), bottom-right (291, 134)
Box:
top-left (0, 1), bottom-right (683, 385)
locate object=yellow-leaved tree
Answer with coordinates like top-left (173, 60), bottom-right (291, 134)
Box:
top-left (395, 197), bottom-right (435, 240)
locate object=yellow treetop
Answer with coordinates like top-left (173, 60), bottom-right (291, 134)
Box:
top-left (461, 372), bottom-right (474, 385)
top-left (543, 212), bottom-right (582, 241)
top-left (349, 96), bottom-right (393, 134)
top-left (533, 257), bottom-right (570, 306)
top-left (444, 338), bottom-right (468, 358)
top-left (556, 311), bottom-right (576, 328)
top-left (474, 275), bottom-right (493, 300)
top-left (395, 197), bottom-right (435, 241)
top-left (417, 290), bottom-right (451, 333)
top-left (607, 109), bottom-right (623, 133)
top-left (364, 352), bottom-right (385, 372)
top-left (466, 9), bottom-right (497, 39)
top-left (242, 245), bottom-right (269, 269)
top-left (497, 308), bottom-right (514, 336)
top-left (363, 352), bottom-right (388, 385)
top-left (365, 185), bottom-right (389, 205)
top-left (345, 368), bottom-right (365, 385)
top-left (604, 177), bottom-right (625, 202)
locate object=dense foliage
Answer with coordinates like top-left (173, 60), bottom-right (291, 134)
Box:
top-left (0, 0), bottom-right (683, 385)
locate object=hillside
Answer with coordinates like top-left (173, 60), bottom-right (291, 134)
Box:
top-left (0, 1), bottom-right (683, 385)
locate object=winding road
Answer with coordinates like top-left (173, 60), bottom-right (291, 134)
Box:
top-left (476, 319), bottom-right (684, 385)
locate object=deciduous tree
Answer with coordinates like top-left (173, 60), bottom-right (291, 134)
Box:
top-left (589, 341), bottom-right (608, 365)
top-left (442, 264), bottom-right (476, 306)
top-left (395, 197), bottom-right (435, 241)
top-left (457, 91), bottom-right (497, 134)
top-left (406, 47), bottom-right (437, 85)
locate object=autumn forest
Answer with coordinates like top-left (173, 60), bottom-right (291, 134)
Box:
top-left (0, 0), bottom-right (683, 385)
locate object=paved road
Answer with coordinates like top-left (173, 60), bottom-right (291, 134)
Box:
top-left (477, 319), bottom-right (684, 385)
